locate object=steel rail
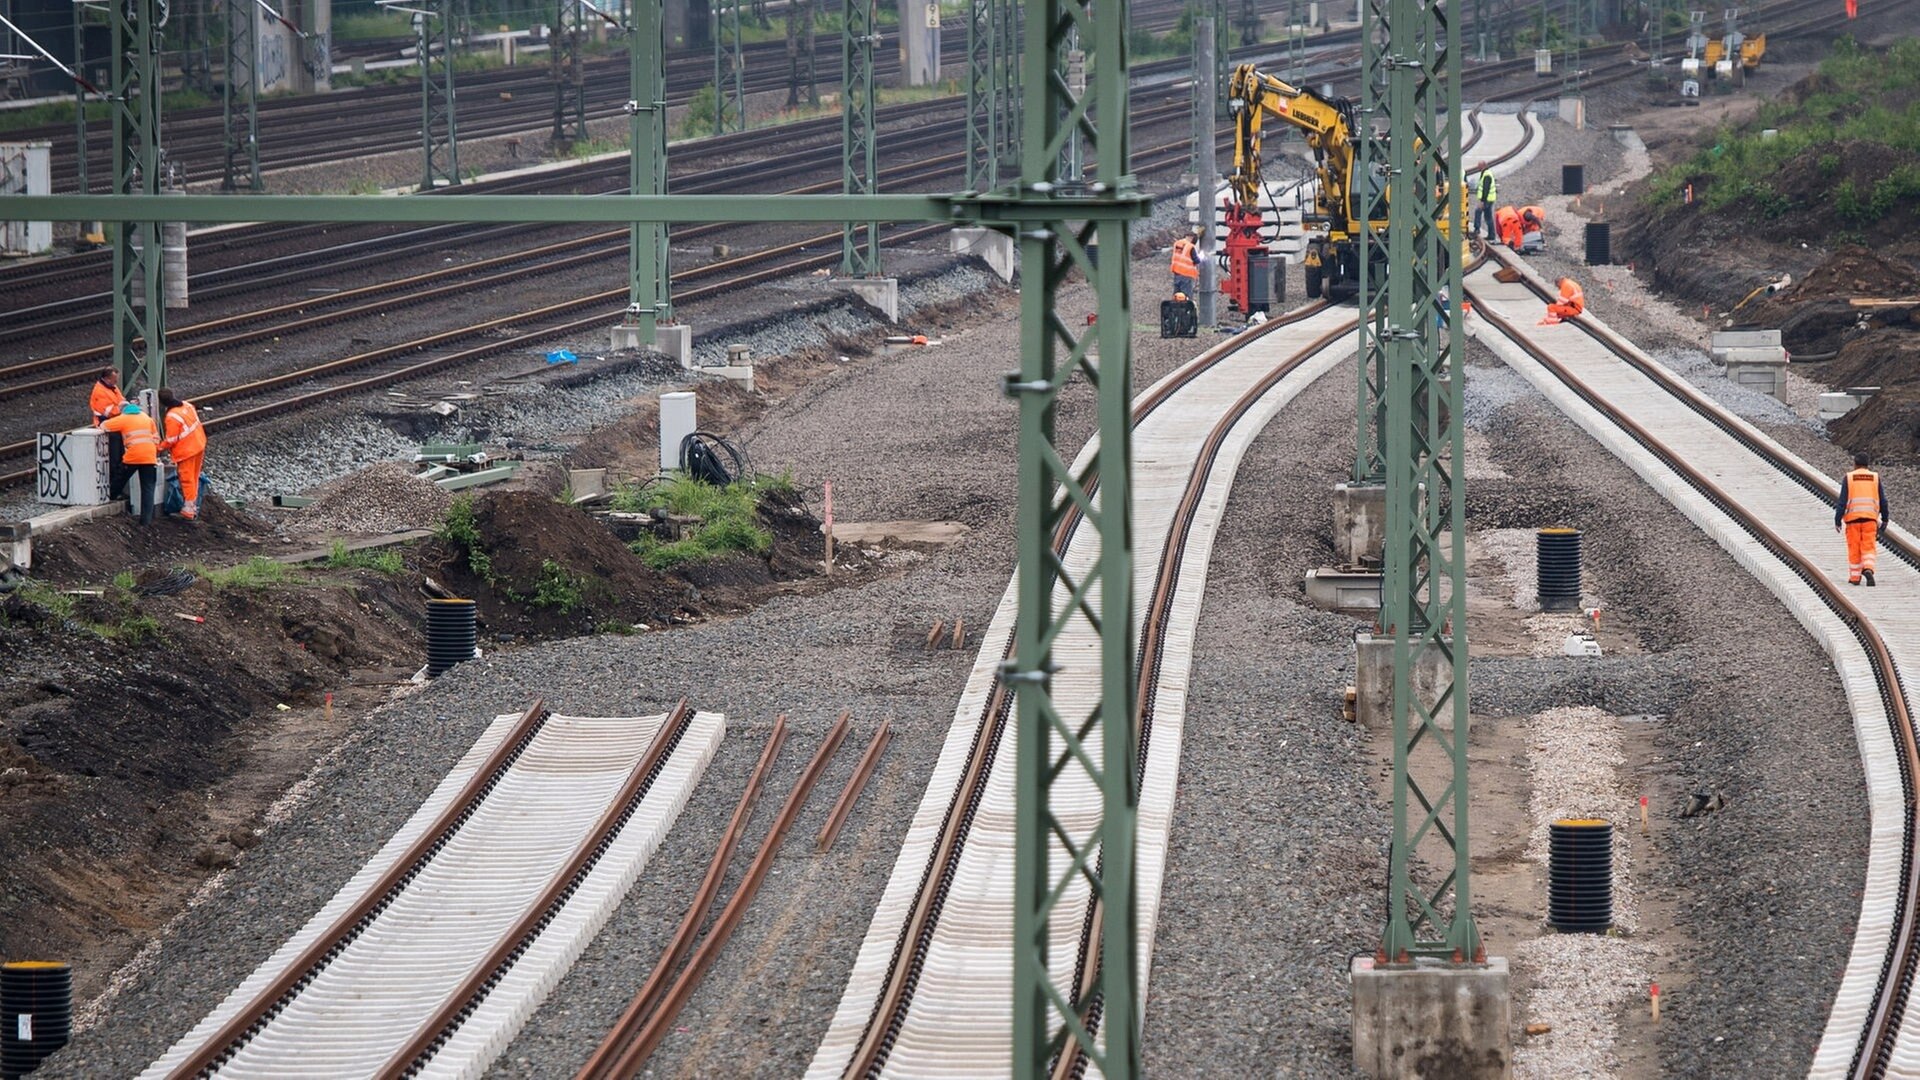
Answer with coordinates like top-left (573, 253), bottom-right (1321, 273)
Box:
top-left (378, 700), bottom-right (697, 1077)
top-left (573, 716), bottom-right (791, 1080)
top-left (835, 299), bottom-right (1336, 1078)
top-left (590, 711), bottom-right (851, 1080)
top-left (164, 699), bottom-right (552, 1079)
top-left (816, 720), bottom-right (895, 853)
top-left (1475, 248), bottom-right (1920, 1077)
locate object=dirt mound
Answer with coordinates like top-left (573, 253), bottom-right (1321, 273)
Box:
top-left (28, 495), bottom-right (282, 585)
top-left (0, 564), bottom-right (425, 983)
top-left (291, 461), bottom-right (454, 536)
top-left (1742, 247), bottom-right (1920, 356)
top-left (426, 486), bottom-right (848, 639)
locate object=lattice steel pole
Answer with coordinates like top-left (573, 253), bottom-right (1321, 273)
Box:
top-left (73, 0), bottom-right (91, 196)
top-left (222, 0), bottom-right (261, 190)
top-left (110, 0), bottom-right (164, 391)
top-left (995, 0), bottom-right (1018, 174)
top-left (1238, 0), bottom-right (1258, 45)
top-left (785, 0), bottom-right (817, 107)
top-left (840, 0), bottom-right (877, 275)
top-left (1353, 0), bottom-right (1386, 485)
top-left (962, 0), bottom-right (1150, 1067)
top-left (712, 0), bottom-right (743, 134)
top-left (552, 0), bottom-right (587, 146)
top-left (1377, 0), bottom-right (1478, 967)
top-left (622, 0), bottom-right (669, 342)
top-left (1213, 0), bottom-right (1230, 109)
top-left (410, 0), bottom-right (459, 188)
top-left (964, 0), bottom-right (993, 188)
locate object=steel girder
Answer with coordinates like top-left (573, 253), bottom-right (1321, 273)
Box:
top-left (625, 0), bottom-right (670, 341)
top-left (1376, 0), bottom-right (1478, 966)
top-left (785, 0), bottom-right (818, 107)
top-left (713, 0), bottom-right (744, 134)
top-left (840, 0), bottom-right (877, 275)
top-left (222, 0), bottom-right (261, 190)
top-left (552, 0), bottom-right (587, 147)
top-left (950, 0), bottom-right (1151, 1069)
top-left (417, 0), bottom-right (459, 188)
top-left (109, 0), bottom-right (165, 391)
top-left (1353, 0), bottom-right (1387, 484)
top-left (74, 1), bottom-right (94, 196)
top-left (965, 0), bottom-right (995, 187)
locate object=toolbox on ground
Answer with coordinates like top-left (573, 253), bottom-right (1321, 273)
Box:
top-left (1160, 297), bottom-right (1198, 338)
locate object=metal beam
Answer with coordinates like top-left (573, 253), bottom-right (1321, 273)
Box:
top-left (552, 0), bottom-right (588, 147)
top-left (10, 193), bottom-right (956, 223)
top-left (222, 0), bottom-right (262, 191)
top-left (623, 0), bottom-right (670, 342)
top-left (109, 0), bottom-right (165, 392)
top-left (1353, 0), bottom-right (1386, 484)
top-left (841, 0), bottom-right (878, 275)
top-left (963, 0), bottom-right (992, 188)
top-left (1213, 0), bottom-right (1231, 109)
top-left (73, 0), bottom-right (92, 197)
top-left (713, 0), bottom-right (744, 134)
top-left (406, 0), bottom-right (459, 188)
top-left (1377, 0), bottom-right (1478, 966)
top-left (785, 0), bottom-right (818, 107)
top-left (951, 0), bottom-right (1150, 1070)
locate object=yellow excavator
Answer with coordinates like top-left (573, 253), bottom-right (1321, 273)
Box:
top-left (1226, 62), bottom-right (1468, 305)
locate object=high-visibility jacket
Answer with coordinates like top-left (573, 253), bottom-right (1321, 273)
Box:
top-left (1837, 468), bottom-right (1888, 525)
top-left (1550, 278), bottom-right (1585, 316)
top-left (90, 379), bottom-right (126, 425)
top-left (163, 401), bottom-right (206, 461)
top-left (1521, 205), bottom-right (1547, 229)
top-left (1476, 171), bottom-right (1497, 203)
top-left (1170, 237), bottom-right (1199, 279)
top-left (101, 411), bottom-right (161, 465)
top-left (1495, 206), bottom-right (1522, 247)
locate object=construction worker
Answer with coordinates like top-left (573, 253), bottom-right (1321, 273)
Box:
top-left (158, 388), bottom-right (206, 521)
top-left (1171, 227), bottom-right (1200, 295)
top-left (1472, 164), bottom-right (1497, 239)
top-left (1836, 451), bottom-right (1890, 585)
top-left (1494, 205), bottom-right (1523, 249)
top-left (1540, 277), bottom-right (1586, 324)
top-left (1519, 207), bottom-right (1546, 253)
top-left (101, 401), bottom-right (161, 526)
top-left (89, 368), bottom-right (125, 427)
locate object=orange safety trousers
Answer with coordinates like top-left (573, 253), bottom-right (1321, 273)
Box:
top-left (176, 454), bottom-right (204, 516)
top-left (1847, 519), bottom-right (1878, 582)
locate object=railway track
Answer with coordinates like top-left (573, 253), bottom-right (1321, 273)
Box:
top-left (143, 700), bottom-right (725, 1079)
top-left (1463, 248), bottom-right (1920, 1080)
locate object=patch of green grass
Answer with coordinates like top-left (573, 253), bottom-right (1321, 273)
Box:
top-left (528, 559), bottom-right (586, 612)
top-left (112, 570), bottom-right (138, 594)
top-left (595, 617), bottom-right (637, 635)
top-left (204, 556), bottom-right (293, 589)
top-left (437, 496), bottom-right (495, 583)
top-left (331, 9), bottom-right (415, 39)
top-left (97, 614), bottom-right (163, 643)
top-left (568, 135), bottom-right (624, 160)
top-left (14, 584), bottom-right (76, 620)
top-left (620, 475), bottom-right (776, 570)
top-left (326, 541), bottom-right (405, 574)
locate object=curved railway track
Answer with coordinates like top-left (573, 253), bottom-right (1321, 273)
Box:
top-left (144, 700), bottom-right (725, 1079)
top-left (1464, 247), bottom-right (1920, 1079)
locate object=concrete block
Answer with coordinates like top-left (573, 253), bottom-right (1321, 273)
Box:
top-left (1354, 631), bottom-right (1453, 732)
top-left (1558, 95), bottom-right (1584, 130)
top-left (1819, 388), bottom-right (1879, 420)
top-left (660, 391), bottom-right (696, 470)
top-left (1709, 328), bottom-right (1781, 360)
top-left (1334, 483), bottom-right (1386, 567)
top-left (1305, 568), bottom-right (1381, 616)
top-left (952, 226), bottom-right (1016, 282)
top-left (845, 277), bottom-right (900, 323)
top-left (1720, 344), bottom-right (1787, 365)
top-left (659, 323), bottom-right (693, 368)
top-left (1352, 955), bottom-right (1511, 1079)
top-left (0, 522), bottom-right (30, 571)
top-left (1726, 353), bottom-right (1787, 398)
top-left (699, 365), bottom-right (756, 388)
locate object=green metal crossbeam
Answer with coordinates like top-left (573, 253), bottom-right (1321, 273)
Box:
top-left (1375, 0), bottom-right (1479, 966)
top-left (11, 194), bottom-right (955, 223)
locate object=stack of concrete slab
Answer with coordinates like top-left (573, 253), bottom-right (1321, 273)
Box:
top-left (1712, 328), bottom-right (1788, 398)
top-left (1819, 387), bottom-right (1881, 421)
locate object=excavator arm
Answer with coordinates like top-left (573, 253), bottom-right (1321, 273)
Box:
top-left (1227, 62), bottom-right (1358, 234)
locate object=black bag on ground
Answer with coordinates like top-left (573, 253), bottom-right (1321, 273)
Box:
top-left (1160, 298), bottom-right (1198, 338)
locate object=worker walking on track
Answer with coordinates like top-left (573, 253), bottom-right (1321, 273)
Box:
top-left (1836, 452), bottom-right (1890, 586)
top-left (101, 401), bottom-right (162, 526)
top-left (1473, 164), bottom-right (1497, 239)
top-left (89, 368), bottom-right (125, 427)
top-left (1540, 277), bottom-right (1585, 324)
top-left (159, 389), bottom-right (207, 521)
top-left (1171, 227), bottom-right (1200, 295)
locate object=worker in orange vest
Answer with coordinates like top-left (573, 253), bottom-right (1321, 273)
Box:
top-left (1518, 206), bottom-right (1547, 253)
top-left (1494, 205), bottom-right (1522, 248)
top-left (159, 388), bottom-right (207, 521)
top-left (1836, 451), bottom-right (1889, 585)
top-left (101, 401), bottom-right (162, 526)
top-left (1170, 228), bottom-right (1200, 296)
top-left (89, 368), bottom-right (126, 426)
top-left (1540, 277), bottom-right (1585, 324)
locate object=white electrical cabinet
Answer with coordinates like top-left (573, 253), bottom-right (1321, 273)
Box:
top-left (36, 429), bottom-right (111, 506)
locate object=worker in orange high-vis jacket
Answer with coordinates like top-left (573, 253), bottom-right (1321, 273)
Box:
top-left (1170, 228), bottom-right (1200, 295)
top-left (1540, 277), bottom-right (1585, 324)
top-left (158, 388), bottom-right (207, 521)
top-left (1836, 451), bottom-right (1890, 585)
top-left (89, 368), bottom-right (125, 426)
top-left (101, 401), bottom-right (162, 526)
top-left (1494, 205), bottom-right (1522, 248)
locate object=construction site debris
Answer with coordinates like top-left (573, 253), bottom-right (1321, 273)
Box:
top-left (292, 462), bottom-right (455, 536)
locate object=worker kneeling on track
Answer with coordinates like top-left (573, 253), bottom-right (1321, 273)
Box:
top-left (1494, 205), bottom-right (1522, 249)
top-left (1519, 206), bottom-right (1546, 253)
top-left (1539, 277), bottom-right (1585, 324)
top-left (1836, 451), bottom-right (1890, 586)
